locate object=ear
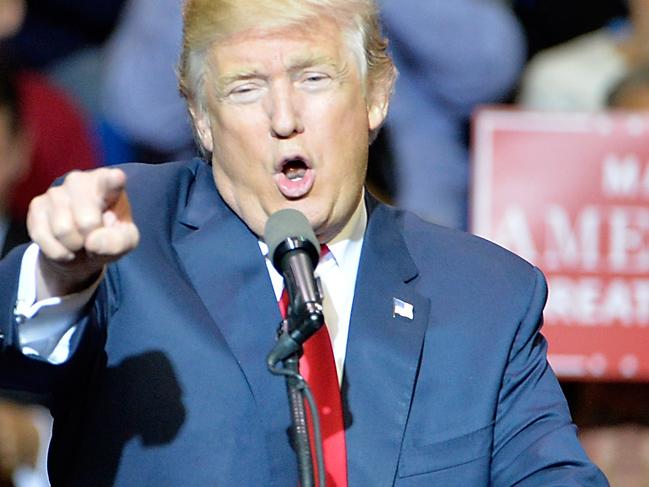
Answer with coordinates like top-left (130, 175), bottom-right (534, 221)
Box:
top-left (189, 102), bottom-right (214, 153)
top-left (367, 83), bottom-right (391, 132)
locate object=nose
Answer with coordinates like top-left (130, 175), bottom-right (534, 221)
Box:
top-left (267, 80), bottom-right (304, 139)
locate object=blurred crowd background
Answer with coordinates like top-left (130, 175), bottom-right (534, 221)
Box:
top-left (0, 0), bottom-right (647, 485)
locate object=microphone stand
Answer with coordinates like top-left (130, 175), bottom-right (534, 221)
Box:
top-left (268, 318), bottom-right (326, 487)
top-left (263, 226), bottom-right (326, 486)
top-left (284, 351), bottom-right (315, 487)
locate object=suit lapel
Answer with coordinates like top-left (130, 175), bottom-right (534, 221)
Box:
top-left (171, 162), bottom-right (295, 484)
top-left (344, 201), bottom-right (430, 486)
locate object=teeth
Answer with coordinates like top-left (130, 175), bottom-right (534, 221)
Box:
top-left (281, 158), bottom-right (308, 181)
top-left (286, 167), bottom-right (306, 180)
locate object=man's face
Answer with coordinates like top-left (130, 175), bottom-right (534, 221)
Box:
top-left (193, 20), bottom-right (388, 242)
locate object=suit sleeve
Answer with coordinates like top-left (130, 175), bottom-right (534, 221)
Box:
top-left (0, 246), bottom-right (107, 407)
top-left (490, 267), bottom-right (609, 486)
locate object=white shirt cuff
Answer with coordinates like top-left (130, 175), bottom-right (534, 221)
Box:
top-left (14, 243), bottom-right (102, 363)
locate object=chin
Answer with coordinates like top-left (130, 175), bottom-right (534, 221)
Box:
top-left (294, 205), bottom-right (328, 233)
top-left (296, 206), bottom-right (324, 227)
top-left (271, 196), bottom-right (337, 238)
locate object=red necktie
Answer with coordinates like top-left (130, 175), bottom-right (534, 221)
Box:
top-left (278, 245), bottom-right (348, 487)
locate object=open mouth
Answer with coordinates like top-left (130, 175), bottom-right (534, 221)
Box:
top-left (281, 157), bottom-right (308, 180)
top-left (274, 156), bottom-right (315, 199)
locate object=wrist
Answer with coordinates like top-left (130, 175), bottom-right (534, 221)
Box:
top-left (36, 253), bottom-right (103, 299)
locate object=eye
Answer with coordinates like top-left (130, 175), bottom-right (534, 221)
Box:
top-left (300, 72), bottom-right (332, 91)
top-left (227, 83), bottom-right (264, 103)
top-left (305, 73), bottom-right (327, 82)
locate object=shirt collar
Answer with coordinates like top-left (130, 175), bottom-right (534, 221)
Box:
top-left (321, 193), bottom-right (367, 269)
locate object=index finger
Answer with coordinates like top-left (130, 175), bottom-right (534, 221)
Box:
top-left (95, 168), bottom-right (127, 210)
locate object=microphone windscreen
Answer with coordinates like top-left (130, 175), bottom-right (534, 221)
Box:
top-left (264, 209), bottom-right (320, 263)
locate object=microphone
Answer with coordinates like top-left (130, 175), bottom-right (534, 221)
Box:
top-left (264, 209), bottom-right (324, 367)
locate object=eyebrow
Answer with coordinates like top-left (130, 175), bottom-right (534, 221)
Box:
top-left (216, 70), bottom-right (268, 90)
top-left (286, 55), bottom-right (339, 73)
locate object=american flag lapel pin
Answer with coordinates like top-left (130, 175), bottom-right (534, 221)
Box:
top-left (392, 298), bottom-right (414, 320)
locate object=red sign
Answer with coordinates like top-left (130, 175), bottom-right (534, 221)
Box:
top-left (472, 108), bottom-right (649, 380)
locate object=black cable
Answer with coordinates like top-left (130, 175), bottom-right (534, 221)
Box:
top-left (268, 364), bottom-right (327, 487)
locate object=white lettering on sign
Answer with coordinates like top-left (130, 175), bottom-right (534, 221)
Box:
top-left (608, 207), bottom-right (649, 272)
top-left (545, 276), bottom-right (649, 326)
top-left (543, 205), bottom-right (600, 271)
top-left (602, 153), bottom-right (649, 198)
top-left (494, 205), bottom-right (649, 273)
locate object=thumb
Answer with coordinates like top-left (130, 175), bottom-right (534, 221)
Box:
top-left (85, 221), bottom-right (140, 257)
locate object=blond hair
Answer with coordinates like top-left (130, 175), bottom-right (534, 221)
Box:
top-left (178, 0), bottom-right (396, 110)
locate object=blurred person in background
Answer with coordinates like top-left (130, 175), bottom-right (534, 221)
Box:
top-left (0, 0), bottom-right (101, 217)
top-left (0, 0), bottom-right (24, 43)
top-left (518, 0), bottom-right (649, 111)
top-left (607, 63), bottom-right (649, 107)
top-left (3, 0), bottom-right (127, 115)
top-left (0, 4), bottom-right (99, 485)
top-left (0, 58), bottom-right (49, 487)
top-left (0, 401), bottom-right (40, 487)
top-left (8, 70), bottom-right (100, 218)
top-left (2, 0), bottom-right (126, 169)
top-left (100, 0), bottom-right (194, 164)
top-left (379, 0), bottom-right (526, 229)
top-left (512, 0), bottom-right (628, 60)
top-left (0, 63), bottom-right (28, 255)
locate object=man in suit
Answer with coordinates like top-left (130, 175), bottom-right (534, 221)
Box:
top-left (0, 0), bottom-right (608, 485)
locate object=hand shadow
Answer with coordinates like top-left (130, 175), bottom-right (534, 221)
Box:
top-left (48, 350), bottom-right (186, 486)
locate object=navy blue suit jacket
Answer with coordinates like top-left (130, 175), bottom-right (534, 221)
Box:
top-left (0, 159), bottom-right (607, 485)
